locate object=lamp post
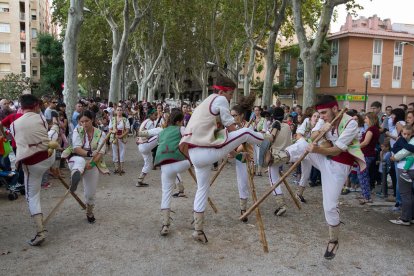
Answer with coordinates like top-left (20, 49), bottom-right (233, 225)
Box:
top-left (363, 71), bottom-right (371, 112)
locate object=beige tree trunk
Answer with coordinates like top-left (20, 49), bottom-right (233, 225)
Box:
top-left (63, 0), bottom-right (84, 123)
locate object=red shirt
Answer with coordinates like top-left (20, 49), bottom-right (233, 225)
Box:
top-left (361, 125), bottom-right (380, 157)
top-left (2, 113), bottom-right (23, 148)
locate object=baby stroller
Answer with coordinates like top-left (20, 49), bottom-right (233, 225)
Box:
top-left (0, 147), bottom-right (24, 200)
top-left (0, 170), bottom-right (24, 200)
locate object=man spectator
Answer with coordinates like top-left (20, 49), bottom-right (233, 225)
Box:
top-left (44, 98), bottom-right (58, 122)
top-left (71, 102), bottom-right (84, 129)
top-left (399, 104), bottom-right (408, 112)
top-left (0, 99), bottom-right (13, 120)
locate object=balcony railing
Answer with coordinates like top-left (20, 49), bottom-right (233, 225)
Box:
top-left (20, 52), bottom-right (26, 60)
top-left (20, 12), bottom-right (25, 20)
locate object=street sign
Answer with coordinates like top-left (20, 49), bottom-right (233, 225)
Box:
top-left (336, 94), bottom-right (367, 102)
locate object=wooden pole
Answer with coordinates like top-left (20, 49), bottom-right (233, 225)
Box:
top-left (44, 132), bottom-right (111, 224)
top-left (247, 160), bottom-right (269, 253)
top-left (44, 189), bottom-right (71, 225)
top-left (58, 176), bottom-right (86, 209)
top-left (240, 108), bottom-right (347, 221)
top-left (281, 177), bottom-right (301, 210)
top-left (188, 168), bottom-right (218, 213)
top-left (209, 159), bottom-right (227, 187)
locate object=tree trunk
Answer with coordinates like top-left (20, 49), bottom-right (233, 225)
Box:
top-left (63, 0), bottom-right (84, 123)
top-left (302, 55), bottom-right (317, 108)
top-left (243, 43), bottom-right (255, 96)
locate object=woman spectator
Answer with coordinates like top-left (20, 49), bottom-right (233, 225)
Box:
top-left (357, 112), bottom-right (380, 204)
top-left (252, 106), bottom-right (265, 176)
top-left (386, 108), bottom-right (406, 206)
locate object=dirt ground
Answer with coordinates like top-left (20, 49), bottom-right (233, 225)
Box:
top-left (1, 139), bottom-right (414, 275)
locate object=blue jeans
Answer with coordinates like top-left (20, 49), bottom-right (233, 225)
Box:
top-left (395, 162), bottom-right (401, 205)
top-left (358, 156), bottom-right (376, 200)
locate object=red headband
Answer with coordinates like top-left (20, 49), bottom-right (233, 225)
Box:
top-left (212, 85), bottom-right (235, 92)
top-left (315, 101), bottom-right (338, 110)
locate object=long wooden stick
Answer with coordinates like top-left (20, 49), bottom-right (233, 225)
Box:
top-left (281, 177), bottom-right (301, 210)
top-left (240, 108), bottom-right (347, 221)
top-left (45, 131), bottom-right (111, 224)
top-left (209, 159), bottom-right (227, 187)
top-left (188, 168), bottom-right (218, 213)
top-left (44, 189), bottom-right (71, 225)
top-left (57, 176), bottom-right (86, 209)
top-left (247, 160), bottom-right (269, 253)
top-left (116, 137), bottom-right (122, 175)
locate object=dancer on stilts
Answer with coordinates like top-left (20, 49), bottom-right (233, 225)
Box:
top-left (179, 74), bottom-right (271, 243)
top-left (109, 106), bottom-right (130, 174)
top-left (136, 108), bottom-right (158, 187)
top-left (11, 94), bottom-right (58, 246)
top-left (294, 107), bottom-right (324, 203)
top-left (265, 107), bottom-right (293, 216)
top-left (63, 110), bottom-right (109, 224)
top-left (230, 94), bottom-right (256, 222)
top-left (269, 95), bottom-right (365, 260)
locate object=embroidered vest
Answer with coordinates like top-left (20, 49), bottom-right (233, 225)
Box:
top-left (62, 126), bottom-right (109, 174)
top-left (154, 126), bottom-right (186, 166)
top-left (179, 94), bottom-right (228, 159)
top-left (337, 114), bottom-right (366, 171)
top-left (110, 116), bottom-right (127, 143)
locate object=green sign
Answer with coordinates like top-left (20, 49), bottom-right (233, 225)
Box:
top-left (336, 94), bottom-right (367, 102)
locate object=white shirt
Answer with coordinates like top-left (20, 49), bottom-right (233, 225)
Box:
top-left (72, 127), bottom-right (106, 154)
top-left (297, 118), bottom-right (324, 138)
top-left (390, 120), bottom-right (405, 148)
top-left (315, 119), bottom-right (358, 151)
top-left (139, 119), bottom-right (156, 131)
top-left (211, 95), bottom-right (234, 127)
top-left (109, 117), bottom-right (130, 130)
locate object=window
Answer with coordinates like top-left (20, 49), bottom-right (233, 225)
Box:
top-left (393, 66), bottom-right (402, 80)
top-left (330, 65), bottom-right (338, 79)
top-left (373, 40), bottom-right (382, 54)
top-left (0, 63), bottom-right (11, 73)
top-left (0, 42), bottom-right (10, 53)
top-left (32, 47), bottom-right (37, 57)
top-left (21, 64), bottom-right (26, 76)
top-left (31, 10), bottom-right (37, 20)
top-left (238, 74), bottom-right (244, 82)
top-left (394, 42), bottom-right (403, 56)
top-left (372, 65), bottom-right (381, 79)
top-left (331, 40), bottom-right (339, 55)
top-left (284, 53), bottom-right (291, 63)
top-left (0, 23), bottom-right (10, 33)
top-left (32, 66), bottom-right (38, 76)
top-left (31, 28), bottom-right (37, 39)
top-left (0, 3), bottom-right (10, 12)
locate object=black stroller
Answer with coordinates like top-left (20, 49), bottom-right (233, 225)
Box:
top-left (0, 155), bottom-right (24, 200)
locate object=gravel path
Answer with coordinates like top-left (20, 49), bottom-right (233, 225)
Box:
top-left (1, 139), bottom-right (413, 275)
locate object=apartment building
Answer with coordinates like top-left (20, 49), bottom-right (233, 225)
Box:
top-left (280, 14), bottom-right (414, 110)
top-left (0, 0), bottom-right (53, 84)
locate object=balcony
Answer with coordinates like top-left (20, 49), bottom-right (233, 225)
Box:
top-left (20, 52), bottom-right (26, 60)
top-left (20, 12), bottom-right (25, 21)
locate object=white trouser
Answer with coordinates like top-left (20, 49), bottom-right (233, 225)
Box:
top-left (235, 159), bottom-right (249, 199)
top-left (112, 140), bottom-right (126, 162)
top-left (299, 159), bottom-right (312, 187)
top-left (268, 164), bottom-right (283, 196)
top-left (190, 128), bottom-right (264, 212)
top-left (286, 138), bottom-right (350, 226)
top-left (23, 153), bottom-right (55, 215)
top-left (138, 136), bottom-right (158, 174)
top-left (68, 156), bottom-right (100, 205)
top-left (160, 160), bottom-right (191, 209)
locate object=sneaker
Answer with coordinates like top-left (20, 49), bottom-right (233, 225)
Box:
top-left (400, 172), bottom-right (412, 183)
top-left (295, 193), bottom-right (307, 203)
top-left (349, 188), bottom-right (356, 192)
top-left (389, 219), bottom-right (410, 226)
top-left (341, 188), bottom-right (350, 195)
top-left (274, 206), bottom-right (287, 216)
top-left (391, 206), bottom-right (401, 212)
